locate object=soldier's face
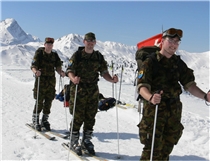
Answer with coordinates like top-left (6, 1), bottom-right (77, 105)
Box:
top-left (84, 39), bottom-right (96, 49)
top-left (45, 43), bottom-right (53, 51)
top-left (162, 37), bottom-right (180, 54)
top-left (44, 43), bottom-right (53, 50)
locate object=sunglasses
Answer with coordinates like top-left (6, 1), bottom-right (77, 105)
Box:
top-left (45, 38), bottom-right (54, 43)
top-left (163, 28), bottom-right (183, 38)
top-left (166, 37), bottom-right (181, 45)
top-left (85, 39), bottom-right (96, 43)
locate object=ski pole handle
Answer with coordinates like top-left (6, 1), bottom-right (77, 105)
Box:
top-left (149, 90), bottom-right (162, 105)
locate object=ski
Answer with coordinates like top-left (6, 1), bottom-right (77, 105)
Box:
top-left (116, 104), bottom-right (127, 109)
top-left (47, 130), bottom-right (69, 139)
top-left (82, 149), bottom-right (108, 161)
top-left (26, 123), bottom-right (56, 140)
top-left (125, 103), bottom-right (136, 108)
top-left (62, 143), bottom-right (89, 161)
top-left (62, 143), bottom-right (107, 161)
top-left (116, 103), bottom-right (136, 109)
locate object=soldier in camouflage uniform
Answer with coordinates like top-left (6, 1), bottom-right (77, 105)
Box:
top-left (137, 28), bottom-right (210, 161)
top-left (66, 32), bottom-right (118, 155)
top-left (31, 37), bottom-right (65, 131)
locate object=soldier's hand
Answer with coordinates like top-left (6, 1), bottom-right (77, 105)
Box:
top-left (72, 76), bottom-right (80, 84)
top-left (60, 71), bottom-right (65, 78)
top-left (150, 90), bottom-right (163, 105)
top-left (35, 70), bottom-right (41, 77)
top-left (205, 90), bottom-right (210, 102)
top-left (112, 74), bottom-right (118, 83)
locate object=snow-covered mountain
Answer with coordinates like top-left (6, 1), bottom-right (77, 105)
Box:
top-left (0, 18), bottom-right (41, 46)
top-left (0, 18), bottom-right (209, 86)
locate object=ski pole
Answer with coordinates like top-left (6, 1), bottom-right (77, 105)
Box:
top-left (111, 61), bottom-right (114, 98)
top-left (150, 90), bottom-right (161, 161)
top-left (61, 77), bottom-right (69, 132)
top-left (138, 99), bottom-right (143, 122)
top-left (64, 85), bottom-right (69, 133)
top-left (59, 75), bottom-right (61, 94)
top-left (68, 84), bottom-right (78, 159)
top-left (150, 104), bottom-right (158, 161)
top-left (115, 82), bottom-right (121, 159)
top-left (34, 76), bottom-right (40, 138)
top-left (117, 66), bottom-right (123, 104)
top-left (133, 69), bottom-right (138, 86)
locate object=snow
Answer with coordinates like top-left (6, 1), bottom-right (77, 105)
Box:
top-left (0, 18), bottom-right (210, 161)
top-left (1, 66), bottom-right (210, 161)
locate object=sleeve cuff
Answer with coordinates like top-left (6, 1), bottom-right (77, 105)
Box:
top-left (137, 83), bottom-right (151, 92)
top-left (184, 81), bottom-right (196, 90)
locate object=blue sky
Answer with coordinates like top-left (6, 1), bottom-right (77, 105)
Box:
top-left (1, 1), bottom-right (209, 53)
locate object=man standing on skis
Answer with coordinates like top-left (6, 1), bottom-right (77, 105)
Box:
top-left (137, 28), bottom-right (210, 160)
top-left (66, 32), bottom-right (118, 155)
top-left (31, 37), bottom-right (65, 131)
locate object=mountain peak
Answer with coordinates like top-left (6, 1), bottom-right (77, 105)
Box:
top-left (0, 18), bottom-right (40, 45)
top-left (2, 18), bottom-right (17, 25)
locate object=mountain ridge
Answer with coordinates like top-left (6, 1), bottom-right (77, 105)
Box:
top-left (0, 18), bottom-right (209, 85)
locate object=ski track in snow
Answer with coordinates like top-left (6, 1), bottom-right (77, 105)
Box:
top-left (1, 68), bottom-right (209, 161)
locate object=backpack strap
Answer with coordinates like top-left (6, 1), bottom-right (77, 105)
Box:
top-left (148, 52), bottom-right (159, 78)
top-left (36, 47), bottom-right (44, 66)
top-left (176, 55), bottom-right (181, 72)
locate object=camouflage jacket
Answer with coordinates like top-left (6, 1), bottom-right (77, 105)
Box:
top-left (137, 52), bottom-right (195, 99)
top-left (31, 47), bottom-right (63, 77)
top-left (66, 49), bottom-right (108, 84)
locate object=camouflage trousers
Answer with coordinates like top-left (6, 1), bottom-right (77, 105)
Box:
top-left (33, 76), bottom-right (56, 114)
top-left (138, 98), bottom-right (184, 161)
top-left (69, 83), bottom-right (99, 132)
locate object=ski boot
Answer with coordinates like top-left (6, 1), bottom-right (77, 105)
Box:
top-left (32, 113), bottom-right (41, 131)
top-left (69, 131), bottom-right (82, 156)
top-left (81, 130), bottom-right (95, 155)
top-left (41, 114), bottom-right (51, 131)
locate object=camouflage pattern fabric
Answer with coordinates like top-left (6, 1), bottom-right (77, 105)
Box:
top-left (31, 47), bottom-right (63, 114)
top-left (33, 76), bottom-right (56, 114)
top-left (66, 50), bottom-right (108, 132)
top-left (137, 99), bottom-right (184, 160)
top-left (137, 52), bottom-right (195, 99)
top-left (69, 83), bottom-right (99, 131)
top-left (137, 51), bottom-right (195, 160)
top-left (84, 32), bottom-right (96, 40)
top-left (66, 50), bottom-right (108, 83)
top-left (31, 47), bottom-right (63, 76)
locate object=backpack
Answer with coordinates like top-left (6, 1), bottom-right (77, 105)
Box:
top-left (134, 33), bottom-right (162, 83)
top-left (98, 93), bottom-right (116, 111)
top-left (135, 46), bottom-right (161, 72)
top-left (134, 46), bottom-right (161, 87)
top-left (54, 84), bottom-right (70, 101)
top-left (55, 90), bottom-right (116, 111)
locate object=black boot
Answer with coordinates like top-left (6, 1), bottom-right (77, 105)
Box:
top-left (81, 130), bottom-right (95, 155)
top-left (32, 113), bottom-right (41, 131)
top-left (41, 114), bottom-right (51, 131)
top-left (69, 131), bottom-right (82, 156)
